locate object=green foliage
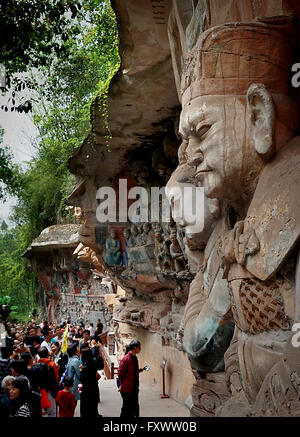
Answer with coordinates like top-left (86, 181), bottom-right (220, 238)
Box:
top-left (0, 0), bottom-right (82, 73)
top-left (0, 295), bottom-right (18, 323)
top-left (10, 0), bottom-right (119, 246)
top-left (0, 228), bottom-right (35, 322)
top-left (0, 0), bottom-right (84, 112)
top-left (1, 0), bottom-right (120, 320)
top-left (1, 221), bottom-right (8, 231)
top-left (0, 0), bottom-right (119, 113)
top-left (0, 127), bottom-right (23, 200)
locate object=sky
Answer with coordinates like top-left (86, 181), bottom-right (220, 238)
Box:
top-left (0, 92), bottom-right (38, 226)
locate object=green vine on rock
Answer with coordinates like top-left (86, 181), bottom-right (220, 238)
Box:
top-left (98, 78), bottom-right (113, 152)
top-left (85, 0), bottom-right (120, 153)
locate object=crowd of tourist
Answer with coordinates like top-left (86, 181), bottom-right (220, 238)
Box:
top-left (0, 318), bottom-right (104, 417)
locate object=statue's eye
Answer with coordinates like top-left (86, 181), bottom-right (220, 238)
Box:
top-left (195, 124), bottom-right (211, 140)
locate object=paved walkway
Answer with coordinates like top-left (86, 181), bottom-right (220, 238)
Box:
top-left (74, 376), bottom-right (190, 417)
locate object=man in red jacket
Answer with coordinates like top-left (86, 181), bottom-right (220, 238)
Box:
top-left (118, 340), bottom-right (145, 417)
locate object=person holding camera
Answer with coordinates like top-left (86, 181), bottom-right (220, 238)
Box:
top-left (117, 340), bottom-right (148, 418)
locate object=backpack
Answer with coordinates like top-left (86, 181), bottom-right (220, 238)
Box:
top-left (30, 362), bottom-right (57, 394)
top-left (30, 363), bottom-right (48, 391)
top-left (58, 366), bottom-right (68, 390)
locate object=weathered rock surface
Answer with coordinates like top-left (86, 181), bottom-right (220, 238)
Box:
top-left (29, 0), bottom-right (300, 416)
top-left (25, 224), bottom-right (114, 328)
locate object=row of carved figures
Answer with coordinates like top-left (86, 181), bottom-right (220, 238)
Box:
top-left (105, 222), bottom-right (188, 274)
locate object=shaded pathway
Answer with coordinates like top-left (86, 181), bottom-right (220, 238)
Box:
top-left (74, 377), bottom-right (190, 417)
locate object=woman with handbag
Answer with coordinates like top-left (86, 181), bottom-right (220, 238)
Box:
top-left (118, 340), bottom-right (145, 418)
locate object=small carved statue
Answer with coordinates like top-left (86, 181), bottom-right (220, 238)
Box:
top-left (136, 223), bottom-right (145, 246)
top-left (105, 230), bottom-right (122, 266)
top-left (74, 206), bottom-right (84, 223)
top-left (152, 147), bottom-right (172, 181)
top-left (122, 228), bottom-right (134, 267)
top-left (154, 231), bottom-right (172, 272)
top-left (169, 230), bottom-right (186, 274)
top-left (74, 243), bottom-right (93, 263)
top-left (130, 225), bottom-right (139, 247)
top-left (142, 222), bottom-right (155, 245)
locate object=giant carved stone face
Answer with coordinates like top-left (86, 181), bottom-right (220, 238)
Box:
top-left (166, 161), bottom-right (219, 252)
top-left (179, 94), bottom-right (263, 202)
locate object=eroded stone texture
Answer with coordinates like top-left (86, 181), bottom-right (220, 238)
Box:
top-left (66, 0), bottom-right (196, 362)
top-left (25, 224), bottom-right (114, 328)
top-left (61, 0), bottom-right (300, 415)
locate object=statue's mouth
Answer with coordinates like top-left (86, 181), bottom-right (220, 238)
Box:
top-left (195, 167), bottom-right (212, 183)
top-left (196, 168), bottom-right (212, 176)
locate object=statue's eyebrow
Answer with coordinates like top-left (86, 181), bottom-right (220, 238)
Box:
top-left (188, 110), bottom-right (206, 128)
top-left (179, 109), bottom-right (207, 137)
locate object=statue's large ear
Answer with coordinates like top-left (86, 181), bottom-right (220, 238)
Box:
top-left (247, 83), bottom-right (275, 155)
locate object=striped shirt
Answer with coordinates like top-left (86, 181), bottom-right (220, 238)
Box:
top-left (14, 403), bottom-right (31, 417)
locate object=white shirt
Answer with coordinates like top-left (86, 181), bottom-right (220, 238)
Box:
top-left (40, 340), bottom-right (52, 352)
top-left (53, 350), bottom-right (62, 365)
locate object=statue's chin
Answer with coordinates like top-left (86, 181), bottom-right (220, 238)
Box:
top-left (203, 184), bottom-right (220, 200)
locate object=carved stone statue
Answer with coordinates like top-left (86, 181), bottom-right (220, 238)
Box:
top-left (130, 225), bottom-right (139, 247)
top-left (35, 266), bottom-right (61, 323)
top-left (169, 230), bottom-right (186, 274)
top-left (142, 222), bottom-right (155, 245)
top-left (122, 228), bottom-right (134, 267)
top-left (166, 150), bottom-right (233, 418)
top-left (154, 231), bottom-right (172, 272)
top-left (105, 230), bottom-right (122, 266)
top-left (124, 227), bottom-right (135, 248)
top-left (74, 206), bottom-right (84, 223)
top-left (171, 15), bottom-right (300, 416)
top-left (136, 223), bottom-right (145, 246)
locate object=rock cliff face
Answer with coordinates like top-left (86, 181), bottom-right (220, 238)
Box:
top-left (30, 0), bottom-right (300, 415)
top-left (66, 0), bottom-right (197, 407)
top-left (25, 224), bottom-right (114, 329)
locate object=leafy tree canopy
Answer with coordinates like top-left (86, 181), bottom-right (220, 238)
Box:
top-left (0, 228), bottom-right (35, 322)
top-left (0, 0), bottom-right (82, 74)
top-left (0, 126), bottom-right (23, 199)
top-left (0, 0), bottom-right (118, 112)
top-left (0, 0), bottom-right (120, 321)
